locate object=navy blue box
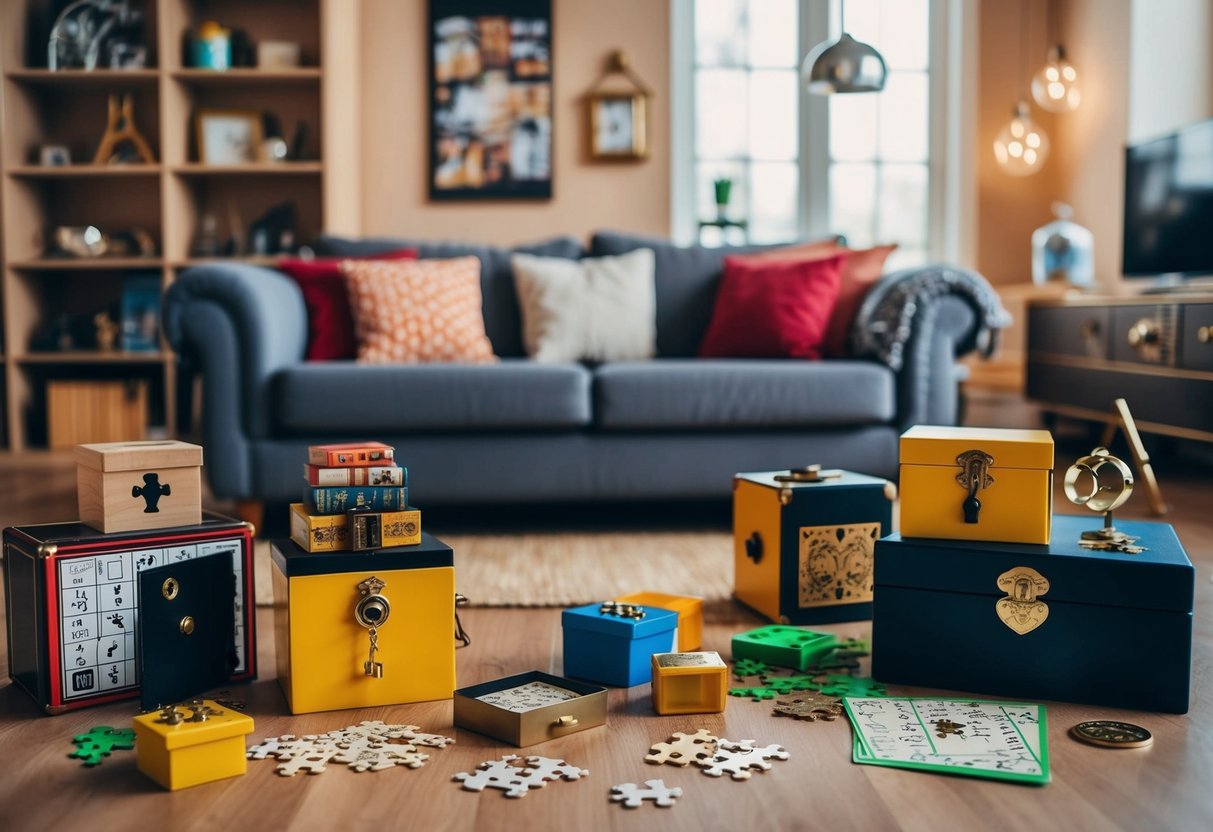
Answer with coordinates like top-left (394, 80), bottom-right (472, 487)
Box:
top-left (562, 603), bottom-right (678, 687)
top-left (872, 514), bottom-right (1194, 713)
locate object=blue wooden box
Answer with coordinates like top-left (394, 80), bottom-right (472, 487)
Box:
top-left (562, 603), bottom-right (678, 687)
top-left (872, 515), bottom-right (1194, 713)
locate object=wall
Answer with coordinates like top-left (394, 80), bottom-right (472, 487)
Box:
top-left (358, 0), bottom-right (670, 247)
top-left (1127, 0), bottom-right (1213, 142)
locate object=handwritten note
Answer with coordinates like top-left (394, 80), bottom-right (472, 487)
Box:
top-left (844, 697), bottom-right (1049, 785)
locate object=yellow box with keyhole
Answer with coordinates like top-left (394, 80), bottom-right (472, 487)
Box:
top-left (132, 700), bottom-right (253, 790)
top-left (271, 534), bottom-right (457, 714)
top-left (900, 426), bottom-right (1054, 545)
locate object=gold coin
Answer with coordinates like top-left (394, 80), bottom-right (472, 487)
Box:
top-left (1070, 720), bottom-right (1153, 749)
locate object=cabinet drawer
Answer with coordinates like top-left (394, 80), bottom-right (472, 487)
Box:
top-left (1027, 306), bottom-right (1107, 358)
top-left (1109, 305), bottom-right (1174, 365)
top-left (1180, 304), bottom-right (1213, 372)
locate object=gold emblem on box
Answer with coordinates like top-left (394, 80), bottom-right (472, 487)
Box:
top-left (797, 523), bottom-right (880, 608)
top-left (995, 566), bottom-right (1050, 635)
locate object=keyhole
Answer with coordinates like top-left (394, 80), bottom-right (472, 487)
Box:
top-left (745, 532), bottom-right (763, 563)
top-left (963, 493), bottom-right (982, 524)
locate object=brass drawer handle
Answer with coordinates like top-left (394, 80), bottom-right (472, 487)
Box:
top-left (1127, 318), bottom-right (1160, 349)
top-left (1199, 325), bottom-right (1211, 344)
top-left (1079, 319), bottom-right (1100, 338)
top-left (553, 715), bottom-right (579, 728)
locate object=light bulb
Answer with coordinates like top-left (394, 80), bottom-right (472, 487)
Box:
top-left (1031, 45), bottom-right (1080, 113)
top-left (994, 101), bottom-right (1049, 176)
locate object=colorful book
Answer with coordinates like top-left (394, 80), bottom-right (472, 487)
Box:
top-left (303, 464), bottom-right (406, 487)
top-left (289, 503), bottom-right (420, 552)
top-left (307, 442), bottom-right (395, 467)
top-left (303, 485), bottom-right (409, 515)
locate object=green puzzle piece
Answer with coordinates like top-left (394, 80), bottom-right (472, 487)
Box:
top-left (729, 686), bottom-right (781, 701)
top-left (729, 675), bottom-right (818, 701)
top-left (809, 675), bottom-right (887, 698)
top-left (69, 726), bottom-right (136, 766)
top-left (731, 658), bottom-right (770, 679)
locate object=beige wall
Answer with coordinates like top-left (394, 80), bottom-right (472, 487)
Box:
top-left (358, 0), bottom-right (670, 247)
top-left (1128, 0), bottom-right (1213, 142)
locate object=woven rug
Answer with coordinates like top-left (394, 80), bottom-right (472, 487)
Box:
top-left (253, 531), bottom-right (734, 607)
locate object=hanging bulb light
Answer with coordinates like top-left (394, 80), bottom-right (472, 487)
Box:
top-left (994, 101), bottom-right (1049, 176)
top-left (802, 3), bottom-right (887, 95)
top-left (1031, 45), bottom-right (1080, 112)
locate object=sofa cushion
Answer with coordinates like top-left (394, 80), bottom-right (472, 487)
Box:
top-left (274, 361), bottom-right (593, 432)
top-left (593, 360), bottom-right (896, 430)
top-left (317, 234), bottom-right (585, 358)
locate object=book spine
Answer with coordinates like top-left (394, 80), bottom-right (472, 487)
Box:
top-left (303, 464), bottom-right (407, 487)
top-left (303, 486), bottom-right (410, 515)
top-left (306, 445), bottom-right (396, 467)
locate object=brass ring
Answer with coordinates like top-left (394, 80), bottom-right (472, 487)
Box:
top-left (1063, 447), bottom-right (1134, 513)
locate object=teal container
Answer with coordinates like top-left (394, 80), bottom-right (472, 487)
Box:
top-left (562, 603), bottom-right (678, 687)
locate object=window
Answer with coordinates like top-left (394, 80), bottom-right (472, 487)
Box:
top-left (676, 0), bottom-right (952, 267)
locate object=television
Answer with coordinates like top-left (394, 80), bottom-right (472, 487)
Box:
top-left (1122, 117), bottom-right (1213, 278)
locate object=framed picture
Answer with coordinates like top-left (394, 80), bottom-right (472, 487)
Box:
top-left (429, 0), bottom-right (553, 200)
top-left (195, 109), bottom-right (264, 165)
top-left (589, 93), bottom-right (647, 159)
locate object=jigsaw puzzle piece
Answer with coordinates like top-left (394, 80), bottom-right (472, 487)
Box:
top-left (771, 692), bottom-right (844, 721)
top-left (644, 728), bottom-right (718, 766)
top-left (68, 726), bottom-right (136, 766)
top-left (808, 674), bottom-right (886, 698)
top-left (610, 779), bottom-right (683, 808)
top-left (453, 756), bottom-right (544, 798)
top-left (731, 658), bottom-right (770, 679)
top-left (523, 756), bottom-right (589, 782)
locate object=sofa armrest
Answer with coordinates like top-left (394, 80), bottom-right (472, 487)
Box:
top-left (851, 266), bottom-right (1009, 430)
top-left (163, 264), bottom-right (306, 497)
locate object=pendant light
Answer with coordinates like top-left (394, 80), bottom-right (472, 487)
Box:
top-left (994, 2), bottom-right (1048, 176)
top-left (802, 2), bottom-right (887, 95)
top-left (1030, 2), bottom-right (1080, 112)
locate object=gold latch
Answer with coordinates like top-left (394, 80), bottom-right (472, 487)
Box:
top-left (956, 450), bottom-right (994, 524)
top-left (355, 576), bottom-right (390, 678)
top-left (775, 464), bottom-right (842, 504)
top-left (995, 566), bottom-right (1049, 635)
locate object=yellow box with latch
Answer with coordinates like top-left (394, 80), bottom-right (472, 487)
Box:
top-left (899, 426), bottom-right (1054, 545)
top-left (132, 700), bottom-right (253, 790)
top-left (271, 534), bottom-right (459, 714)
top-left (650, 651), bottom-right (728, 715)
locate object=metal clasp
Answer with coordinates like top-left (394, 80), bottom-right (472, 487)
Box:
top-left (355, 576), bottom-right (390, 678)
top-left (775, 465), bottom-right (842, 505)
top-left (995, 566), bottom-right (1050, 635)
top-left (956, 450), bottom-right (994, 524)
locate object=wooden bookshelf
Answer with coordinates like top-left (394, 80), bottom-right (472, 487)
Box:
top-left (0, 0), bottom-right (358, 450)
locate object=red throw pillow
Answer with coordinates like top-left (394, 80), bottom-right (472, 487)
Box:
top-left (746, 242), bottom-right (898, 357)
top-left (698, 253), bottom-right (847, 360)
top-left (279, 249), bottom-right (418, 361)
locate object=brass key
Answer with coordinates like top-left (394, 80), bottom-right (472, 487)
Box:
top-left (956, 450), bottom-right (994, 524)
top-left (354, 577), bottom-right (390, 678)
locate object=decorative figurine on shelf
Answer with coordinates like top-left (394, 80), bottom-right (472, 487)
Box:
top-left (1064, 446), bottom-right (1144, 553)
top-left (190, 20), bottom-right (232, 69)
top-left (1032, 201), bottom-right (1094, 286)
top-left (48, 0), bottom-right (143, 71)
top-left (713, 177), bottom-right (733, 221)
top-left (94, 311), bottom-right (119, 351)
top-left (93, 94), bottom-right (155, 164)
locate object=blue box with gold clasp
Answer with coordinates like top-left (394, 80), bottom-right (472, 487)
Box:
top-left (872, 514), bottom-right (1194, 713)
top-left (733, 466), bottom-right (895, 625)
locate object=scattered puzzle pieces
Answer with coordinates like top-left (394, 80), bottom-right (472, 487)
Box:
top-left (808, 674), bottom-right (887, 698)
top-left (772, 692), bottom-right (845, 721)
top-left (275, 746), bottom-right (342, 776)
top-left (610, 779), bottom-right (683, 808)
top-left (645, 728), bottom-right (718, 766)
top-left (249, 721), bottom-right (453, 776)
top-left (728, 686), bottom-right (782, 701)
top-left (730, 674), bottom-right (819, 700)
top-left (731, 658), bottom-right (770, 679)
top-left (334, 744), bottom-right (429, 773)
top-left (247, 734), bottom-right (327, 760)
top-left (399, 727), bottom-right (456, 748)
top-left (524, 756), bottom-right (589, 782)
top-left (695, 738), bottom-right (788, 780)
top-left (68, 726), bottom-right (135, 766)
top-left (453, 756), bottom-right (545, 798)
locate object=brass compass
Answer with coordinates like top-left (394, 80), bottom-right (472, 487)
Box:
top-left (1063, 447), bottom-right (1144, 553)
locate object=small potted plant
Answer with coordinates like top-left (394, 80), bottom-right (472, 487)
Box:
top-left (713, 177), bottom-right (733, 220)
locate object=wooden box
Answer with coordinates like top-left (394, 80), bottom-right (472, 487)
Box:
top-left (562, 602), bottom-right (678, 688)
top-left (48, 380), bottom-right (147, 450)
top-left (453, 671), bottom-right (607, 747)
top-left (615, 591), bottom-right (703, 651)
top-left (899, 426), bottom-right (1054, 545)
top-left (650, 651), bottom-right (727, 715)
top-left (133, 700), bottom-right (254, 790)
top-left (271, 535), bottom-right (456, 714)
top-left (289, 502), bottom-right (421, 552)
top-left (731, 624), bottom-right (837, 672)
top-left (733, 467), bottom-right (895, 624)
top-left (872, 515), bottom-right (1194, 713)
top-left (75, 440), bottom-right (203, 534)
top-left (1, 515), bottom-right (255, 713)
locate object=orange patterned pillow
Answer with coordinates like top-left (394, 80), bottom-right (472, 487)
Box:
top-left (341, 256), bottom-right (497, 364)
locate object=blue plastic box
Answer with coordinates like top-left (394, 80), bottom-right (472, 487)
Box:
top-left (872, 515), bottom-right (1194, 713)
top-left (562, 603), bottom-right (679, 687)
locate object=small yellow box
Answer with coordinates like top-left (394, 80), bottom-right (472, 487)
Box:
top-left (650, 652), bottom-right (728, 715)
top-left (288, 502), bottom-right (421, 552)
top-left (615, 591), bottom-right (703, 651)
top-left (132, 701), bottom-right (253, 791)
top-left (75, 440), bottom-right (203, 533)
top-left (900, 426), bottom-right (1054, 545)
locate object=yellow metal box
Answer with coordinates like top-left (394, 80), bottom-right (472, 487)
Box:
top-left (650, 651), bottom-right (727, 715)
top-left (615, 591), bottom-right (703, 651)
top-left (288, 502), bottom-right (421, 552)
top-left (900, 426), bottom-right (1054, 545)
top-left (271, 535), bottom-right (456, 714)
top-left (132, 700), bottom-right (253, 790)
top-left (75, 440), bottom-right (203, 534)
top-left (454, 670), bottom-right (608, 747)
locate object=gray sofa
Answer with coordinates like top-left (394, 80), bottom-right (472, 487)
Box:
top-left (162, 231), bottom-right (996, 505)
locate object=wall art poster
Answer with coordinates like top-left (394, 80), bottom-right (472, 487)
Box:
top-left (429, 0), bottom-right (553, 200)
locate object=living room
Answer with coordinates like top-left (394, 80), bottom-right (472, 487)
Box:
top-left (0, 0), bottom-right (1210, 828)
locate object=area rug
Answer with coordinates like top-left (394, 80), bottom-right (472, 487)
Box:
top-left (253, 531), bottom-right (734, 607)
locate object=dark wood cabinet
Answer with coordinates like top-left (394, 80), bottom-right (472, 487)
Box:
top-left (1026, 293), bottom-right (1213, 441)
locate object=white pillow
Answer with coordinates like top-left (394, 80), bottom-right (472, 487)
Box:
top-left (511, 248), bottom-right (656, 362)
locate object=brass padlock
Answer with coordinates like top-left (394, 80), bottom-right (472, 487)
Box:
top-left (355, 577), bottom-right (390, 678)
top-left (955, 450), bottom-right (994, 524)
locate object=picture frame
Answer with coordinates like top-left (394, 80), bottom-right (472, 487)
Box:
top-left (195, 109), bottom-right (264, 165)
top-left (589, 92), bottom-right (648, 159)
top-left (428, 0), bottom-right (554, 201)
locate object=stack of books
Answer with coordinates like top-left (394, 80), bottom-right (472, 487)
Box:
top-left (289, 442), bottom-right (421, 552)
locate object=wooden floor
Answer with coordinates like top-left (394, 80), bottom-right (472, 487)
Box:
top-left (0, 400), bottom-right (1211, 831)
